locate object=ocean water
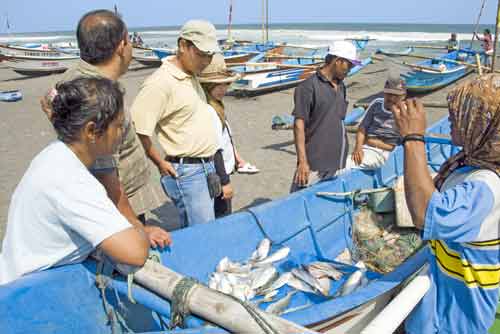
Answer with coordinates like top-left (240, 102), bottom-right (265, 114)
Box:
top-left (0, 22), bottom-right (492, 53)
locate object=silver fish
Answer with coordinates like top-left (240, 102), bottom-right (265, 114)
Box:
top-left (287, 275), bottom-right (317, 294)
top-left (216, 257), bottom-right (230, 273)
top-left (208, 272), bottom-right (221, 290)
top-left (266, 290), bottom-right (297, 315)
top-left (258, 272), bottom-right (292, 295)
top-left (232, 284), bottom-right (252, 301)
top-left (218, 275), bottom-right (233, 295)
top-left (292, 268), bottom-right (327, 296)
top-left (250, 266), bottom-right (278, 291)
top-left (339, 261), bottom-right (367, 297)
top-left (250, 238), bottom-right (271, 262)
top-left (307, 262), bottom-right (344, 281)
top-left (253, 246), bottom-right (290, 266)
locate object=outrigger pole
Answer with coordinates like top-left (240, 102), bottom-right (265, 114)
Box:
top-left (491, 0), bottom-right (500, 71)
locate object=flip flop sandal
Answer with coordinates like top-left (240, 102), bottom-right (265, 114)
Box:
top-left (237, 163), bottom-right (260, 174)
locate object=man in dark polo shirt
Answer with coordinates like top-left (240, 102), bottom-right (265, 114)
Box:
top-left (291, 41), bottom-right (360, 191)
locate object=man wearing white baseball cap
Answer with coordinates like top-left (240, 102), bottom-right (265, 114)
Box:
top-left (131, 20), bottom-right (222, 227)
top-left (291, 40), bottom-right (359, 191)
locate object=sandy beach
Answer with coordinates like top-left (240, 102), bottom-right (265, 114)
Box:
top-left (0, 56), bottom-right (478, 246)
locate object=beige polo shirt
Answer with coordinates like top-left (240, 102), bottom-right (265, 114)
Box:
top-left (131, 56), bottom-right (217, 158)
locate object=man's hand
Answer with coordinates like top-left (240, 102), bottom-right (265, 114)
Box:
top-left (144, 225), bottom-right (172, 249)
top-left (295, 161), bottom-right (310, 187)
top-left (352, 147), bottom-right (364, 165)
top-left (222, 183), bottom-right (233, 200)
top-left (40, 95), bottom-right (54, 121)
top-left (158, 160), bottom-right (177, 178)
top-left (391, 98), bottom-right (427, 137)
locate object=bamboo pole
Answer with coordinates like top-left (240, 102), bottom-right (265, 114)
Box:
top-left (492, 0), bottom-right (500, 71)
top-left (470, 0), bottom-right (488, 48)
top-left (265, 53), bottom-right (325, 60)
top-left (265, 0), bottom-right (269, 43)
top-left (261, 0), bottom-right (265, 43)
top-left (402, 61), bottom-right (444, 73)
top-left (476, 53), bottom-right (483, 75)
top-left (410, 45), bottom-right (447, 50)
top-left (228, 61), bottom-right (320, 69)
top-left (119, 260), bottom-right (315, 333)
top-left (353, 102), bottom-right (448, 109)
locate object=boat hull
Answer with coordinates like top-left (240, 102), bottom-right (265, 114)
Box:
top-left (0, 118), bottom-right (455, 334)
top-left (403, 49), bottom-right (481, 94)
top-left (4, 57), bottom-right (78, 76)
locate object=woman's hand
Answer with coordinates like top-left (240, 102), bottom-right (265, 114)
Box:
top-left (391, 98), bottom-right (427, 137)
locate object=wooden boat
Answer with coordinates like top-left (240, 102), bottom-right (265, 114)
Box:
top-left (0, 43), bottom-right (79, 76)
top-left (345, 37), bottom-right (376, 50)
top-left (0, 43), bottom-right (71, 58)
top-left (133, 46), bottom-right (173, 67)
top-left (3, 56), bottom-right (78, 76)
top-left (375, 47), bottom-right (414, 57)
top-left (231, 57), bottom-right (372, 96)
top-left (0, 117), bottom-right (456, 334)
top-left (0, 90), bottom-right (22, 102)
top-left (402, 49), bottom-right (482, 94)
top-left (223, 50), bottom-right (259, 64)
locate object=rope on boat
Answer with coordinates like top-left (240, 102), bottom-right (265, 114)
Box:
top-left (169, 277), bottom-right (199, 329)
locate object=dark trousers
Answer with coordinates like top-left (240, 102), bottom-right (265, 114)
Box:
top-left (214, 197), bottom-right (232, 218)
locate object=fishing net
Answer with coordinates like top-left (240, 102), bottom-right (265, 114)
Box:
top-left (351, 207), bottom-right (423, 274)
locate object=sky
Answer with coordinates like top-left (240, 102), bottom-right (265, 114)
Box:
top-left (1, 0), bottom-right (499, 33)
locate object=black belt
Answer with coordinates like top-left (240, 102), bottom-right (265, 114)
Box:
top-left (165, 156), bottom-right (213, 164)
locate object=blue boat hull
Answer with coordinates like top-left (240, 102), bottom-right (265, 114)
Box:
top-left (403, 49), bottom-right (482, 93)
top-left (0, 118), bottom-right (456, 333)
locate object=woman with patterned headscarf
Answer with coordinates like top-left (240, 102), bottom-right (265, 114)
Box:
top-left (392, 74), bottom-right (500, 334)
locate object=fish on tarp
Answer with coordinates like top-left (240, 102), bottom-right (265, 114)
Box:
top-left (250, 238), bottom-right (271, 262)
top-left (250, 266), bottom-right (278, 291)
top-left (253, 246), bottom-right (290, 266)
top-left (339, 261), bottom-right (367, 297)
top-left (306, 262), bottom-right (343, 281)
top-left (292, 267), bottom-right (327, 296)
top-left (258, 272), bottom-right (292, 295)
top-left (266, 290), bottom-right (297, 315)
top-left (287, 274), bottom-right (318, 294)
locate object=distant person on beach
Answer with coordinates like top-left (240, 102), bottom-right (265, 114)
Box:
top-left (40, 9), bottom-right (171, 249)
top-left (0, 77), bottom-right (149, 285)
top-left (474, 29), bottom-right (494, 65)
top-left (199, 54), bottom-right (258, 217)
top-left (391, 75), bottom-right (500, 334)
top-left (131, 20), bottom-right (220, 227)
top-left (447, 33), bottom-right (459, 53)
top-left (291, 41), bottom-right (360, 191)
top-left (132, 32), bottom-right (143, 46)
top-left (343, 73), bottom-right (405, 171)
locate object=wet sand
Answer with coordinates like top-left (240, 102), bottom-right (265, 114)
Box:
top-left (0, 57), bottom-right (479, 246)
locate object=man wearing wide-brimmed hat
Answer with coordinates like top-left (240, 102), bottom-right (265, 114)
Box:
top-left (344, 72), bottom-right (406, 171)
top-left (199, 54), bottom-right (256, 217)
top-left (291, 40), bottom-right (360, 191)
top-left (131, 20), bottom-right (221, 228)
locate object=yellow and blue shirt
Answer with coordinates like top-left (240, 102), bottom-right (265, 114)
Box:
top-left (406, 166), bottom-right (500, 334)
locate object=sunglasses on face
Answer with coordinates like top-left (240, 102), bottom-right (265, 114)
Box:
top-left (190, 44), bottom-right (214, 58)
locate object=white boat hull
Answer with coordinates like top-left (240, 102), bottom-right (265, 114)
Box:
top-left (5, 58), bottom-right (78, 76)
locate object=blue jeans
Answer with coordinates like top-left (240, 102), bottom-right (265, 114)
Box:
top-left (160, 160), bottom-right (215, 228)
